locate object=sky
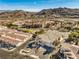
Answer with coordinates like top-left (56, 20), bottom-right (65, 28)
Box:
top-left (0, 0), bottom-right (79, 12)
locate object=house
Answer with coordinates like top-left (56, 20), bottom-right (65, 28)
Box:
top-left (0, 27), bottom-right (32, 48)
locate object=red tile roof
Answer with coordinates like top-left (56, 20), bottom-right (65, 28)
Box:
top-left (0, 28), bottom-right (32, 46)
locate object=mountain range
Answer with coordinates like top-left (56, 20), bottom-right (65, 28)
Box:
top-left (0, 7), bottom-right (79, 20)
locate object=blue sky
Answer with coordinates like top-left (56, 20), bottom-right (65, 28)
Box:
top-left (0, 0), bottom-right (79, 11)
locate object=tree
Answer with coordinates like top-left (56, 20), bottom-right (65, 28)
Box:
top-left (32, 32), bottom-right (37, 39)
top-left (53, 39), bottom-right (60, 47)
top-left (67, 31), bottom-right (79, 45)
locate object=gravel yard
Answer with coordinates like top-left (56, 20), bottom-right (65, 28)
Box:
top-left (39, 30), bottom-right (70, 43)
